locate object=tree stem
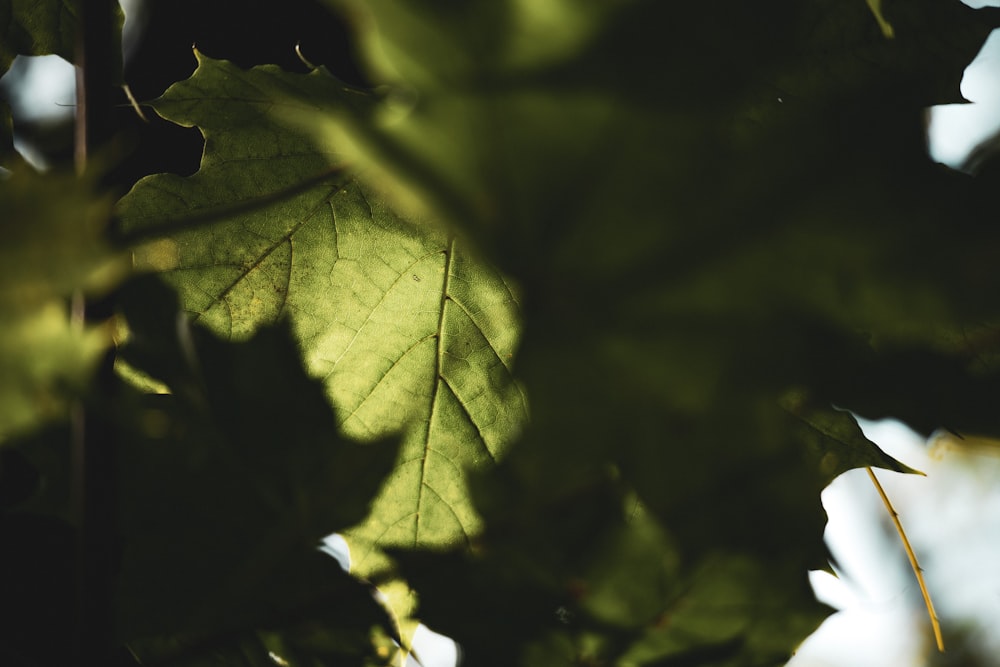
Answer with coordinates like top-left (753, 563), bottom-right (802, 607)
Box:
top-left (73, 0), bottom-right (120, 664)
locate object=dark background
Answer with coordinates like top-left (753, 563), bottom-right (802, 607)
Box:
top-left (4, 0), bottom-right (369, 189)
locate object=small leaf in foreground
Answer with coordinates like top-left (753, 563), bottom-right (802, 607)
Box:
top-left (114, 299), bottom-right (400, 644)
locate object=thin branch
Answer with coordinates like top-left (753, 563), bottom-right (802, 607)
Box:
top-left (73, 0), bottom-right (120, 664)
top-left (866, 467), bottom-right (944, 652)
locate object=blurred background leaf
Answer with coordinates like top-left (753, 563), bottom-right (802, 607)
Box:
top-left (0, 167), bottom-right (124, 442)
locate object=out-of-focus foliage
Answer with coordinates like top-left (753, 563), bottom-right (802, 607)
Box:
top-left (0, 168), bottom-right (122, 441)
top-left (6, 0), bottom-right (1000, 665)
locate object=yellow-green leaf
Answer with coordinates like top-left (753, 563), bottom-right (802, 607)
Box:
top-left (117, 55), bottom-right (528, 574)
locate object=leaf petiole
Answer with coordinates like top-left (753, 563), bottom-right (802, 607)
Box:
top-left (866, 467), bottom-right (944, 652)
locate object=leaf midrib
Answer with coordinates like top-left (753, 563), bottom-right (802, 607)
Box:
top-left (415, 236), bottom-right (457, 544)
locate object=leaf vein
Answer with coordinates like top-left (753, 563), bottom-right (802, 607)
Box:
top-left (439, 374), bottom-right (495, 463)
top-left (416, 237), bottom-right (456, 542)
top-left (327, 248), bottom-right (446, 368)
top-left (190, 183), bottom-right (339, 328)
top-left (335, 334), bottom-right (436, 425)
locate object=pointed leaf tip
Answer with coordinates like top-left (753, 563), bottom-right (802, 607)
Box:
top-left (780, 390), bottom-right (921, 478)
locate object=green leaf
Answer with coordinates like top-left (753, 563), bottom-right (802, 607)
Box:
top-left (116, 53), bottom-right (528, 574)
top-left (0, 167), bottom-right (123, 442)
top-left (779, 389), bottom-right (923, 478)
top-left (0, 0), bottom-right (124, 80)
